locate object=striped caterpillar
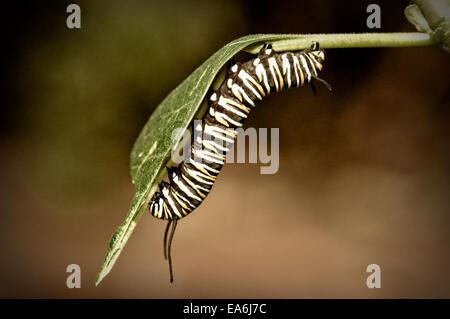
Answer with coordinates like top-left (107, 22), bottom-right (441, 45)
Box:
top-left (149, 42), bottom-right (330, 282)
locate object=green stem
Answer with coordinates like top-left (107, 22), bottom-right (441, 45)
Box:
top-left (244, 32), bottom-right (434, 54)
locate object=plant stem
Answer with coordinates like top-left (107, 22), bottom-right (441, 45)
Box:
top-left (244, 32), bottom-right (434, 54)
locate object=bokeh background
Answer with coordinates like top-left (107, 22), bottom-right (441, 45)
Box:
top-left (1, 0), bottom-right (449, 298)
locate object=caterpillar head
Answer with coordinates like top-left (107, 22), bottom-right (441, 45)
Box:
top-left (306, 41), bottom-right (325, 73)
top-left (309, 41), bottom-right (325, 64)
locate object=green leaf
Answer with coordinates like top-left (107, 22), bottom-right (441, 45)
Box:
top-left (409, 0), bottom-right (450, 53)
top-left (95, 32), bottom-right (435, 286)
top-left (405, 4), bottom-right (433, 33)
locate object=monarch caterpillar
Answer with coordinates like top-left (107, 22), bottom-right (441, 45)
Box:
top-left (149, 42), bottom-right (331, 282)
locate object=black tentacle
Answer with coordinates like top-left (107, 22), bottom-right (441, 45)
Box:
top-left (167, 218), bottom-right (178, 283)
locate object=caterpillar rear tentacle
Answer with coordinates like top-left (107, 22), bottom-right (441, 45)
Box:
top-left (149, 41), bottom-right (331, 283)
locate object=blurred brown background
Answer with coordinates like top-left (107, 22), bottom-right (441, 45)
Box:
top-left (1, 0), bottom-right (449, 298)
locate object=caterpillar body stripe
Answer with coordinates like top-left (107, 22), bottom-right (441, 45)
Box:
top-left (148, 42), bottom-right (330, 282)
